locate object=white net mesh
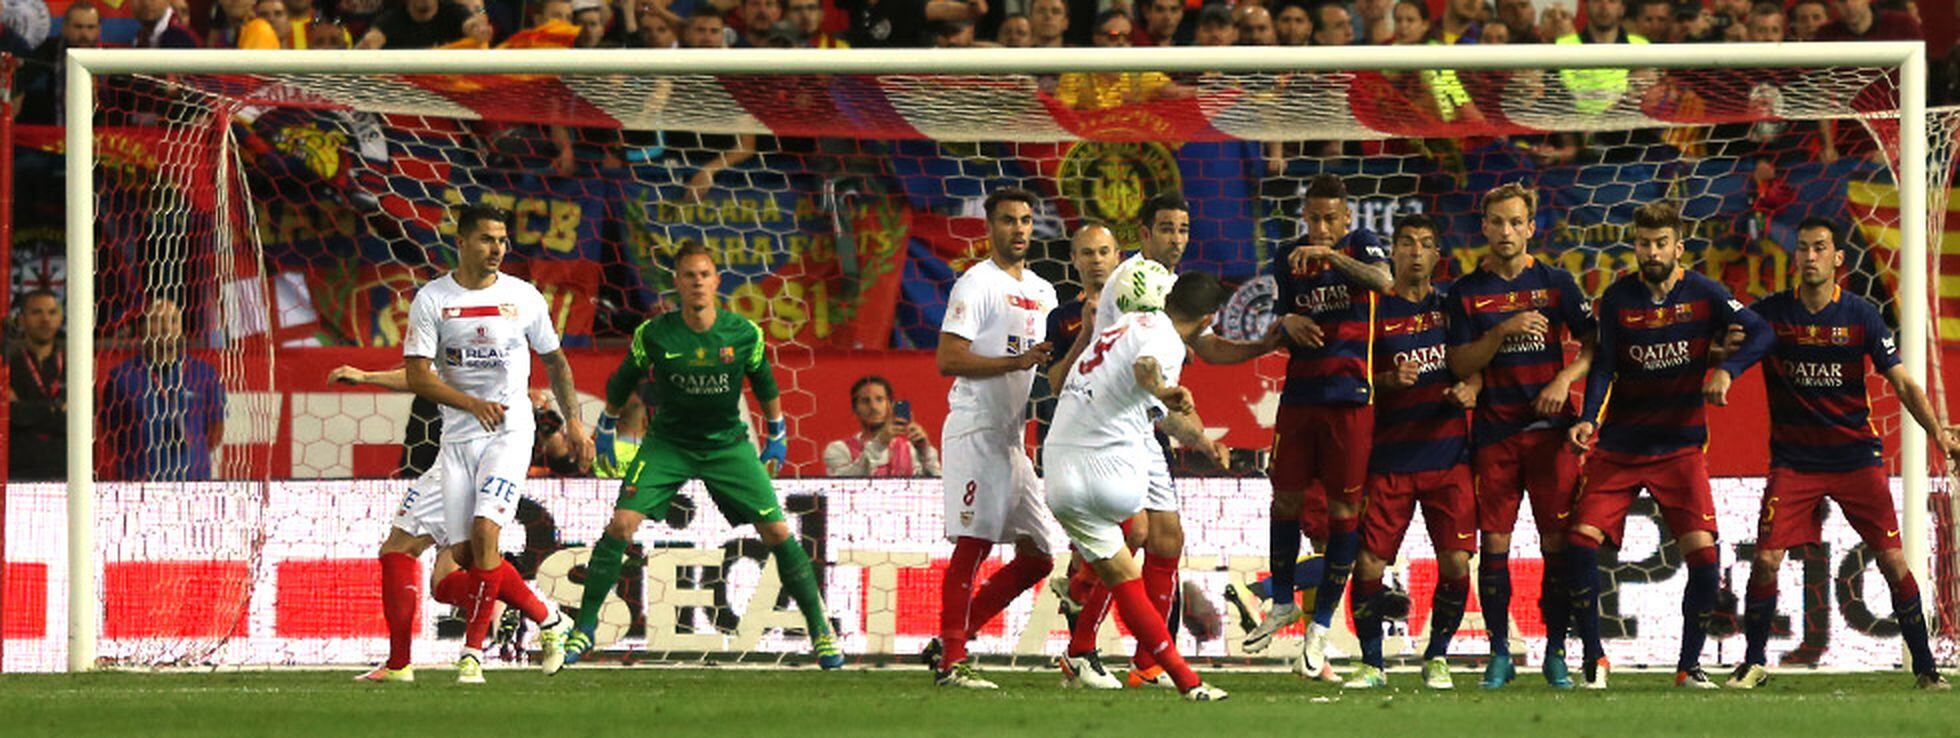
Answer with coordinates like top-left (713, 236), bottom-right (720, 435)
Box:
top-left (3, 57), bottom-right (1950, 671)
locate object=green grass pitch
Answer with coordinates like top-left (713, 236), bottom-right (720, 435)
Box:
top-left (1, 668), bottom-right (1951, 737)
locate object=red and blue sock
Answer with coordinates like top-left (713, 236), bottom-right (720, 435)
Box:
top-left (1352, 577), bottom-right (1386, 668)
top-left (1539, 559), bottom-right (1569, 656)
top-left (1268, 520), bottom-right (1303, 607)
top-left (1425, 574), bottom-right (1470, 660)
top-left (1743, 578), bottom-right (1777, 667)
top-left (1891, 574), bottom-right (1937, 676)
top-left (1564, 534), bottom-right (1604, 662)
top-left (1677, 546), bottom-right (1720, 672)
top-left (1311, 519), bottom-right (1360, 628)
top-left (1479, 552), bottom-right (1512, 655)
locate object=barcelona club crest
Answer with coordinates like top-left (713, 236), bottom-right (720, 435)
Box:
top-left (719, 346), bottom-right (735, 364)
top-left (1057, 142), bottom-right (1181, 246)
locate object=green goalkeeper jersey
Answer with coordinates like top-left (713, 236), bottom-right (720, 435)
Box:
top-left (607, 309), bottom-right (779, 450)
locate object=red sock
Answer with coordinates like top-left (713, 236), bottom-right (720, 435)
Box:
top-left (1112, 578), bottom-right (1200, 692)
top-left (1069, 580), bottom-right (1113, 655)
top-left (433, 568), bottom-right (471, 607)
top-left (492, 560), bottom-right (551, 623)
top-left (964, 553), bottom-right (1055, 640)
top-left (379, 553), bottom-right (420, 670)
top-left (461, 567), bottom-right (502, 651)
top-left (938, 537), bottom-right (991, 667)
top-left (1133, 553), bottom-right (1180, 670)
top-left (1067, 558), bottom-right (1100, 605)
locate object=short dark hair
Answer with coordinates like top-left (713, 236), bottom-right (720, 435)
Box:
top-left (453, 202), bottom-right (509, 239)
top-left (1164, 271), bottom-right (1230, 321)
top-left (1629, 0), bottom-right (1669, 14)
top-left (672, 239), bottom-right (716, 268)
top-left (1393, 214), bottom-right (1441, 245)
top-left (1302, 173), bottom-right (1346, 201)
top-left (1795, 216), bottom-right (1841, 248)
top-left (1197, 3), bottom-right (1233, 28)
top-left (688, 5), bottom-right (723, 21)
top-left (983, 186), bottom-right (1039, 219)
top-left (1394, 0), bottom-right (1431, 21)
top-left (1140, 192), bottom-right (1189, 229)
top-left (1094, 8), bottom-right (1131, 29)
top-left (65, 2), bottom-right (98, 19)
top-left (1630, 200), bottom-right (1683, 236)
top-left (850, 375), bottom-right (893, 400)
top-left (19, 288), bottom-right (59, 310)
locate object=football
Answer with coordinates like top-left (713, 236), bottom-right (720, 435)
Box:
top-left (1113, 258), bottom-right (1176, 314)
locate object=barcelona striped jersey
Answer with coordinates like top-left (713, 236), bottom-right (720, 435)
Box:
top-left (1744, 288), bottom-right (1898, 471)
top-left (1271, 229), bottom-right (1388, 407)
top-left (1370, 289), bottom-right (1470, 474)
top-left (1580, 270), bottom-right (1770, 457)
top-left (1443, 260), bottom-right (1597, 448)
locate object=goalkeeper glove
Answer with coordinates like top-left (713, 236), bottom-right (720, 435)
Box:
top-left (595, 411), bottom-right (619, 476)
top-left (760, 416), bottom-right (788, 474)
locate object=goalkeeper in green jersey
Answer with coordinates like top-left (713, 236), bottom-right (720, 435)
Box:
top-left (554, 241), bottom-right (843, 672)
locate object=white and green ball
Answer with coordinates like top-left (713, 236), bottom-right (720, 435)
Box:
top-left (1113, 258), bottom-right (1176, 313)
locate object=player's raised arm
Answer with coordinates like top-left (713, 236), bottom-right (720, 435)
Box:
top-left (1186, 326), bottom-right (1282, 365)
top-left (330, 365), bottom-right (410, 391)
top-left (937, 334), bottom-right (1050, 377)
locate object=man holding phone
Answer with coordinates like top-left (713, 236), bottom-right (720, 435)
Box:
top-left (823, 375), bottom-right (942, 477)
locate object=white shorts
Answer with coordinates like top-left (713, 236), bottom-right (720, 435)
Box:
top-left (1043, 446), bottom-right (1146, 562)
top-left (942, 428), bottom-right (1064, 552)
top-left (393, 432), bottom-right (532, 547)
top-left (1144, 444), bottom-right (1176, 512)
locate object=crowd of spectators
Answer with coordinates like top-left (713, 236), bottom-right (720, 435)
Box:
top-left (2, 0), bottom-right (1952, 127)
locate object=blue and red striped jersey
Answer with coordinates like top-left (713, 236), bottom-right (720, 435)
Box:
top-left (1272, 229), bottom-right (1388, 407)
top-left (1745, 288), bottom-right (1898, 472)
top-left (1443, 260), bottom-right (1597, 448)
top-left (1580, 270), bottom-right (1770, 457)
top-left (1370, 289), bottom-right (1470, 474)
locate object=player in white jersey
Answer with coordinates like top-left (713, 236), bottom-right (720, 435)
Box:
top-left (1053, 192), bottom-right (1279, 688)
top-left (929, 187), bottom-right (1063, 689)
top-left (397, 202), bottom-right (589, 683)
top-left (1049, 271), bottom-right (1234, 701)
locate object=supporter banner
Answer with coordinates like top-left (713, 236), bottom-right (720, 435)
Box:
top-left (0, 478), bottom-right (1924, 673)
top-left (19, 124), bottom-right (1955, 353)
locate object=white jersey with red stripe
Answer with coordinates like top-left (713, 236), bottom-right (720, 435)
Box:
top-left (940, 258), bottom-right (1056, 439)
top-left (403, 272), bottom-right (560, 444)
top-left (1050, 310), bottom-right (1188, 456)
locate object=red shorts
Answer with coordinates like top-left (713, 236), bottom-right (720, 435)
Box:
top-left (1271, 403), bottom-right (1373, 540)
top-left (1474, 428), bottom-right (1582, 539)
top-left (1573, 449), bottom-right (1716, 546)
top-left (1758, 466), bottom-right (1900, 551)
top-left (1361, 466), bottom-right (1478, 562)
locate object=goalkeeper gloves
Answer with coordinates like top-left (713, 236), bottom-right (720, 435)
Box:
top-left (595, 411), bottom-right (619, 476)
top-left (760, 416), bottom-right (788, 474)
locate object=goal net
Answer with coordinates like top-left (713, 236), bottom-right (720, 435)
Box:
top-left (5, 45), bottom-right (1950, 673)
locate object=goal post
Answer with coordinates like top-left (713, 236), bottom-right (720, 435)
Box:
top-left (57, 42), bottom-right (1939, 673)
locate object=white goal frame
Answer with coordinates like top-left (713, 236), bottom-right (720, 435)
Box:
top-left (62, 43), bottom-right (1931, 673)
